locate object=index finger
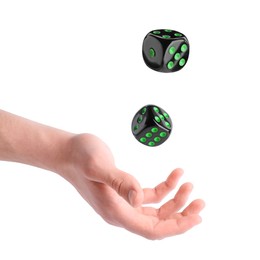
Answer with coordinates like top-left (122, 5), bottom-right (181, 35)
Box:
top-left (143, 168), bottom-right (183, 204)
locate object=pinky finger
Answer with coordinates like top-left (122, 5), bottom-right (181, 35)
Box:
top-left (151, 215), bottom-right (202, 239)
top-left (175, 215), bottom-right (203, 235)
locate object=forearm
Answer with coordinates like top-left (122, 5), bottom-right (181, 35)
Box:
top-left (0, 109), bottom-right (74, 173)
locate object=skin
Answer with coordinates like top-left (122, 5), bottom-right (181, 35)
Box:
top-left (0, 109), bottom-right (205, 240)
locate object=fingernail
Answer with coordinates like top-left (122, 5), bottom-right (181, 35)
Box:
top-left (128, 190), bottom-right (137, 206)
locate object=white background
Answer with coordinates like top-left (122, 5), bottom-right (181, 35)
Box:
top-left (0, 0), bottom-right (260, 259)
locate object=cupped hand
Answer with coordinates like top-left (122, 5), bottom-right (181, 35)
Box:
top-left (61, 133), bottom-right (205, 240)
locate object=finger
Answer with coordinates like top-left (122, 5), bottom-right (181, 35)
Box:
top-left (106, 169), bottom-right (144, 207)
top-left (181, 199), bottom-right (205, 216)
top-left (175, 215), bottom-right (202, 235)
top-left (145, 215), bottom-right (202, 240)
top-left (143, 168), bottom-right (184, 204)
top-left (158, 182), bottom-right (193, 219)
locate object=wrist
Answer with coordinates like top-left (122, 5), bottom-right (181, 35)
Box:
top-left (0, 110), bottom-right (75, 175)
top-left (54, 133), bottom-right (85, 183)
top-left (42, 131), bottom-right (75, 175)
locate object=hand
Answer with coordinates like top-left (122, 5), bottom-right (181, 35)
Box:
top-left (61, 134), bottom-right (205, 240)
top-left (0, 110), bottom-right (204, 239)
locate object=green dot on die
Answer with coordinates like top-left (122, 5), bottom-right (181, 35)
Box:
top-left (140, 137), bottom-right (146, 143)
top-left (146, 132), bottom-right (152, 138)
top-left (149, 48), bottom-right (156, 58)
top-left (169, 46), bottom-right (176, 55)
top-left (159, 114), bottom-right (165, 120)
top-left (165, 121), bottom-right (171, 128)
top-left (141, 107), bottom-right (147, 115)
top-left (179, 58), bottom-right (186, 66)
top-left (174, 53), bottom-right (181, 60)
top-left (162, 35), bottom-right (171, 39)
top-left (181, 44), bottom-right (188, 52)
top-left (154, 137), bottom-right (161, 142)
top-left (174, 33), bottom-right (182, 37)
top-left (133, 125), bottom-right (138, 132)
top-left (148, 141), bottom-right (155, 146)
top-left (163, 112), bottom-right (169, 118)
top-left (167, 61), bottom-right (174, 70)
top-left (151, 127), bottom-right (158, 133)
top-left (155, 116), bottom-right (161, 123)
top-left (164, 29), bottom-right (172, 32)
top-left (137, 115), bottom-right (143, 123)
top-left (153, 107), bottom-right (159, 113)
top-left (153, 30), bottom-right (161, 35)
top-left (160, 132), bottom-right (167, 137)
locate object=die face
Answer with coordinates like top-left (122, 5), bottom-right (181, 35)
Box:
top-left (131, 105), bottom-right (172, 147)
top-left (142, 36), bottom-right (164, 70)
top-left (142, 29), bottom-right (189, 73)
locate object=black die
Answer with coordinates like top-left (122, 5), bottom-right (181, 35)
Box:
top-left (131, 105), bottom-right (172, 147)
top-left (142, 29), bottom-right (189, 73)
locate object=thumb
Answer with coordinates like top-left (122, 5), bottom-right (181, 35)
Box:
top-left (107, 169), bottom-right (144, 207)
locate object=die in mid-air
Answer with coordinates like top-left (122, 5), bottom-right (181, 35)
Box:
top-left (142, 29), bottom-right (189, 73)
top-left (131, 105), bottom-right (172, 147)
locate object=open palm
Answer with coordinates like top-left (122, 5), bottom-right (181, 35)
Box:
top-left (62, 134), bottom-right (205, 240)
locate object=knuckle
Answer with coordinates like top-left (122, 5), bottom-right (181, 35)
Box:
top-left (111, 178), bottom-right (124, 196)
